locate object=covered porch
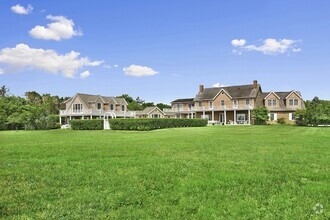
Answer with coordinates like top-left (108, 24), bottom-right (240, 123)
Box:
top-left (196, 109), bottom-right (252, 125)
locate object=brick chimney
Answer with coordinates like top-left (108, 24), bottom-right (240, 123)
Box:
top-left (253, 80), bottom-right (258, 89)
top-left (199, 84), bottom-right (204, 93)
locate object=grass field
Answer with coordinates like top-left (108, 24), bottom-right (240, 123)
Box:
top-left (1, 126), bottom-right (329, 219)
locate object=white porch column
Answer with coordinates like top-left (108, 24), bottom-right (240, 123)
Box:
top-left (82, 116), bottom-right (84, 120)
top-left (212, 111), bottom-right (214, 121)
top-left (69, 116), bottom-right (72, 121)
top-left (203, 111), bottom-right (205, 118)
top-left (234, 110), bottom-right (236, 124)
top-left (224, 110), bottom-right (227, 125)
top-left (248, 109), bottom-right (251, 125)
top-left (191, 112), bottom-right (194, 118)
top-left (59, 116), bottom-right (61, 125)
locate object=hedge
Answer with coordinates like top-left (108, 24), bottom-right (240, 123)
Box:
top-left (70, 119), bottom-right (103, 130)
top-left (109, 118), bottom-right (208, 131)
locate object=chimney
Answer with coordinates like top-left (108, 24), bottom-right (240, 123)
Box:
top-left (199, 84), bottom-right (204, 93)
top-left (253, 80), bottom-right (258, 89)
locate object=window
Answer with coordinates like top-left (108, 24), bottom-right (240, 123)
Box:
top-left (199, 101), bottom-right (202, 107)
top-left (289, 99), bottom-right (298, 106)
top-left (289, 113), bottom-right (296, 120)
top-left (110, 104), bottom-right (114, 110)
top-left (121, 105), bottom-right (125, 111)
top-left (269, 113), bottom-right (277, 121)
top-left (246, 99), bottom-right (250, 106)
top-left (221, 100), bottom-right (225, 106)
top-left (233, 100), bottom-right (238, 107)
top-left (209, 101), bottom-right (213, 109)
top-left (97, 103), bottom-right (102, 110)
top-left (152, 114), bottom-right (160, 118)
top-left (73, 104), bottom-right (83, 113)
top-left (268, 99), bottom-right (276, 106)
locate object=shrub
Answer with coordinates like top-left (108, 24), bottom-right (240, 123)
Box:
top-left (109, 118), bottom-right (208, 131)
top-left (251, 107), bottom-right (269, 125)
top-left (70, 119), bottom-right (103, 130)
top-left (277, 117), bottom-right (286, 124)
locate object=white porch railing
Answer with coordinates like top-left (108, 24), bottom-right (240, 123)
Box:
top-left (60, 109), bottom-right (136, 117)
top-left (163, 105), bottom-right (254, 112)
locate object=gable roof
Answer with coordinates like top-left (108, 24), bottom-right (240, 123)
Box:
top-left (193, 84), bottom-right (261, 101)
top-left (264, 91), bottom-right (281, 100)
top-left (136, 106), bottom-right (165, 115)
top-left (285, 91), bottom-right (303, 99)
top-left (172, 98), bottom-right (194, 103)
top-left (256, 91), bottom-right (305, 110)
top-left (67, 93), bottom-right (127, 109)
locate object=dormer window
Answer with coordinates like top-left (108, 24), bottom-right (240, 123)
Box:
top-left (198, 102), bottom-right (202, 107)
top-left (221, 100), bottom-right (225, 106)
top-left (268, 100), bottom-right (276, 106)
top-left (97, 103), bottom-right (102, 110)
top-left (121, 105), bottom-right (125, 111)
top-left (246, 99), bottom-right (250, 106)
top-left (289, 99), bottom-right (298, 106)
top-left (110, 104), bottom-right (114, 110)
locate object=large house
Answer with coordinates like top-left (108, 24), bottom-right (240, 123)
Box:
top-left (163, 80), bottom-right (305, 124)
top-left (60, 80), bottom-right (305, 125)
top-left (59, 93), bottom-right (135, 124)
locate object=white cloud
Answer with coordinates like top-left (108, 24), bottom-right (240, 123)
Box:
top-left (80, 70), bottom-right (90, 79)
top-left (231, 39), bottom-right (246, 47)
top-left (11, 4), bottom-right (33, 15)
top-left (292, 48), bottom-right (302, 53)
top-left (123, 65), bottom-right (158, 77)
top-left (103, 65), bottom-right (111, 69)
top-left (0, 44), bottom-right (102, 78)
top-left (114, 64), bottom-right (119, 68)
top-left (232, 38), bottom-right (301, 55)
top-left (29, 15), bottom-right (82, 41)
top-left (0, 68), bottom-right (3, 75)
top-left (213, 83), bottom-right (229, 87)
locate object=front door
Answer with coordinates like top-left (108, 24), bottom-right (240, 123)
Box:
top-left (219, 113), bottom-right (224, 123)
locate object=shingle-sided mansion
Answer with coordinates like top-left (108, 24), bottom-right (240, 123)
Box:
top-left (60, 80), bottom-right (305, 125)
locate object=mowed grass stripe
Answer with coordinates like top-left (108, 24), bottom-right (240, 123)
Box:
top-left (1, 126), bottom-right (329, 219)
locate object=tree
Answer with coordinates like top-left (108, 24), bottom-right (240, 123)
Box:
top-left (251, 106), bottom-right (269, 125)
top-left (0, 85), bottom-right (9, 97)
top-left (117, 94), bottom-right (134, 103)
top-left (156, 103), bottom-right (171, 110)
top-left (25, 91), bottom-right (42, 105)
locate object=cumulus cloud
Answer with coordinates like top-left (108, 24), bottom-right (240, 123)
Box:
top-left (0, 44), bottom-right (103, 78)
top-left (80, 70), bottom-right (90, 79)
top-left (213, 83), bottom-right (229, 87)
top-left (0, 68), bottom-right (3, 75)
top-left (11, 4), bottom-right (33, 15)
top-left (231, 38), bottom-right (301, 55)
top-left (29, 15), bottom-right (82, 41)
top-left (123, 65), bottom-right (158, 77)
top-left (231, 39), bottom-right (246, 47)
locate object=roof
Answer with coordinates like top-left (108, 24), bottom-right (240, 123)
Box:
top-left (136, 106), bottom-right (165, 115)
top-left (72, 93), bottom-right (127, 108)
top-left (193, 84), bottom-right (261, 101)
top-left (171, 98), bottom-right (194, 103)
top-left (256, 91), bottom-right (305, 110)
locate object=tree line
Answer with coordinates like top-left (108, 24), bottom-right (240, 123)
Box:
top-left (0, 86), bottom-right (170, 130)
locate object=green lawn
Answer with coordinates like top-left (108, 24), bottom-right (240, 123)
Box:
top-left (1, 126), bottom-right (329, 219)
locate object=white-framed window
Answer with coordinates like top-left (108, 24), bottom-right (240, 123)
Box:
top-left (269, 113), bottom-right (277, 121)
top-left (121, 105), bottom-right (125, 111)
top-left (73, 104), bottom-right (83, 113)
top-left (246, 99), bottom-right (250, 106)
top-left (237, 114), bottom-right (246, 123)
top-left (233, 99), bottom-right (238, 107)
top-left (289, 113), bottom-right (296, 120)
top-left (97, 103), bottom-right (102, 110)
top-left (209, 101), bottom-right (213, 109)
top-left (268, 99), bottom-right (277, 106)
top-left (110, 104), bottom-right (114, 110)
top-left (198, 101), bottom-right (202, 107)
top-left (221, 100), bottom-right (225, 106)
top-left (152, 114), bottom-right (160, 118)
top-left (289, 99), bottom-right (298, 106)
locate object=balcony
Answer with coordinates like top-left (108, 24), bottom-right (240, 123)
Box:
top-left (163, 105), bottom-right (254, 113)
top-left (60, 109), bottom-right (136, 118)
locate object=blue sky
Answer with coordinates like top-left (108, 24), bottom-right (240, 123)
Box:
top-left (0, 0), bottom-right (329, 103)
